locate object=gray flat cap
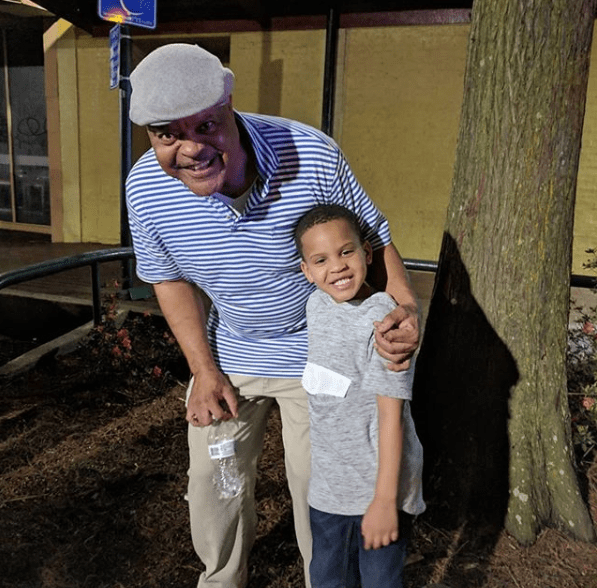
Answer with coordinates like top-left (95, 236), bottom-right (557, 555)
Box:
top-left (129, 43), bottom-right (235, 126)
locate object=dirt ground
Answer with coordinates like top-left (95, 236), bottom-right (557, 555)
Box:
top-left (1, 311), bottom-right (597, 588)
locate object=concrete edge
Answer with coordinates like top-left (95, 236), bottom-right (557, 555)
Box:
top-left (0, 288), bottom-right (96, 306)
top-left (0, 287), bottom-right (162, 316)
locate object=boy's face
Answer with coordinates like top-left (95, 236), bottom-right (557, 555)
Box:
top-left (300, 218), bottom-right (373, 303)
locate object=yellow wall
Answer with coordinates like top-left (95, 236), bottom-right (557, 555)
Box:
top-left (45, 25), bottom-right (120, 244)
top-left (338, 25), bottom-right (468, 262)
top-left (45, 21), bottom-right (597, 273)
top-left (338, 22), bottom-right (597, 274)
top-left (575, 23), bottom-right (597, 275)
top-left (46, 23), bottom-right (82, 242)
top-left (230, 30), bottom-right (326, 128)
top-left (76, 37), bottom-right (121, 243)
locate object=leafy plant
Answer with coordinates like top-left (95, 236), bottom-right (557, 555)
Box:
top-left (568, 248), bottom-right (597, 464)
top-left (75, 290), bottom-right (188, 403)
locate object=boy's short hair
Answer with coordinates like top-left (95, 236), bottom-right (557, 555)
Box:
top-left (294, 204), bottom-right (363, 259)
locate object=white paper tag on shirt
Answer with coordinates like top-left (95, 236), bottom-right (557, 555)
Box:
top-left (301, 362), bottom-right (351, 398)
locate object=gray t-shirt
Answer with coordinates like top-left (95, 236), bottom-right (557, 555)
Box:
top-left (302, 288), bottom-right (425, 516)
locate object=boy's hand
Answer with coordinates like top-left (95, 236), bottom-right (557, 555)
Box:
top-left (361, 497), bottom-right (399, 550)
top-left (374, 304), bottom-right (419, 371)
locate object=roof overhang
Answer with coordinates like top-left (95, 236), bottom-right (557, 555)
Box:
top-left (31, 0), bottom-right (473, 35)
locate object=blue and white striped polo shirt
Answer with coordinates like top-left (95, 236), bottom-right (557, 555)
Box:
top-left (126, 112), bottom-right (392, 378)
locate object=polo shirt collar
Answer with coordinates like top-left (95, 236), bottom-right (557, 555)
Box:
top-left (235, 111), bottom-right (279, 192)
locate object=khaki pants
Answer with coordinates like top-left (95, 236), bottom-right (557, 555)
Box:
top-left (187, 375), bottom-right (312, 588)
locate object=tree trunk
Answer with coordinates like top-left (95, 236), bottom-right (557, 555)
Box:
top-left (413, 0), bottom-right (596, 544)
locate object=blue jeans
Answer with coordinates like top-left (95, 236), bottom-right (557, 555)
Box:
top-left (309, 507), bottom-right (410, 588)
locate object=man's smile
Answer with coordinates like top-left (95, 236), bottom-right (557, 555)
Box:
top-left (176, 155), bottom-right (220, 172)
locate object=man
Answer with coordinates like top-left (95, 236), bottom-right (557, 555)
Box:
top-left (126, 43), bottom-right (419, 588)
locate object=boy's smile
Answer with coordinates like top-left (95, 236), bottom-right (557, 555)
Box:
top-left (300, 219), bottom-right (373, 303)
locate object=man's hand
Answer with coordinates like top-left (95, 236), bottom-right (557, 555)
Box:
top-left (374, 304), bottom-right (420, 371)
top-left (361, 497), bottom-right (399, 550)
top-left (186, 367), bottom-right (238, 427)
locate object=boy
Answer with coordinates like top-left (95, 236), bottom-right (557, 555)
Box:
top-left (294, 204), bottom-right (425, 588)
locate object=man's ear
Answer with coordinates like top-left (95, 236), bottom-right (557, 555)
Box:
top-left (363, 241), bottom-right (373, 265)
top-left (300, 260), bottom-right (314, 283)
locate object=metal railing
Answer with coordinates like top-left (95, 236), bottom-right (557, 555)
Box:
top-left (403, 259), bottom-right (439, 274)
top-left (403, 259), bottom-right (597, 290)
top-left (0, 248), bottom-right (134, 325)
top-left (570, 273), bottom-right (597, 289)
top-left (0, 252), bottom-right (595, 328)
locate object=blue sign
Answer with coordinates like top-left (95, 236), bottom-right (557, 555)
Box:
top-left (109, 24), bottom-right (120, 90)
top-left (98, 0), bottom-right (156, 30)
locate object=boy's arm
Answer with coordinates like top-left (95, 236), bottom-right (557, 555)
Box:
top-left (361, 395), bottom-right (404, 550)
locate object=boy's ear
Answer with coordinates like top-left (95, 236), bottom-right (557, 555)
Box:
top-left (364, 241), bottom-right (373, 264)
top-left (300, 260), bottom-right (315, 283)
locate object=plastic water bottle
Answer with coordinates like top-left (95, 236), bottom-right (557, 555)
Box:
top-left (207, 419), bottom-right (243, 499)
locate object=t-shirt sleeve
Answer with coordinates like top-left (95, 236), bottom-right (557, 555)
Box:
top-left (361, 295), bottom-right (415, 400)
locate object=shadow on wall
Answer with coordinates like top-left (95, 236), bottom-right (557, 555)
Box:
top-left (259, 31), bottom-right (283, 117)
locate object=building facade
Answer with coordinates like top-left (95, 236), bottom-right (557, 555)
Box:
top-left (11, 10), bottom-right (597, 274)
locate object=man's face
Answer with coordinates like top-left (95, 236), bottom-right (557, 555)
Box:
top-left (147, 101), bottom-right (247, 197)
top-left (300, 219), bottom-right (373, 303)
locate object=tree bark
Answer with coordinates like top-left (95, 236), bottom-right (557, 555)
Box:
top-left (413, 0), bottom-right (597, 544)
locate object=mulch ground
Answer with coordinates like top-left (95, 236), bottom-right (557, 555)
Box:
top-left (1, 311), bottom-right (597, 588)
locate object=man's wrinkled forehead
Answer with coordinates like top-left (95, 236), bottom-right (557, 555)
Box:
top-left (129, 43), bottom-right (234, 127)
top-left (146, 100), bottom-right (230, 135)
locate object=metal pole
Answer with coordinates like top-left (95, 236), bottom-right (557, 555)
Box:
top-left (91, 261), bottom-right (102, 325)
top-left (2, 31), bottom-right (16, 223)
top-left (321, 4), bottom-right (340, 137)
top-left (119, 24), bottom-right (134, 290)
